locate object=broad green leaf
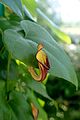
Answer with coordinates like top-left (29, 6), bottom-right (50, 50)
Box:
top-left (25, 73), bottom-right (51, 100)
top-left (0, 80), bottom-right (17, 120)
top-left (22, 0), bottom-right (37, 16)
top-left (26, 89), bottom-right (48, 120)
top-left (0, 102), bottom-right (18, 120)
top-left (0, 18), bottom-right (12, 31)
top-left (0, 0), bottom-right (23, 19)
top-left (3, 20), bottom-right (78, 89)
top-left (23, 5), bottom-right (34, 20)
top-left (9, 91), bottom-right (33, 120)
top-left (37, 8), bottom-right (71, 44)
top-left (27, 79), bottom-right (51, 100)
top-left (0, 81), bottom-right (32, 120)
top-left (18, 64), bottom-right (51, 100)
top-left (0, 18), bottom-right (22, 31)
top-left (3, 29), bottom-right (37, 65)
top-left (18, 64), bottom-right (48, 120)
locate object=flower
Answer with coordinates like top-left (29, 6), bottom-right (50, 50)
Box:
top-left (31, 103), bottom-right (39, 120)
top-left (28, 43), bottom-right (50, 82)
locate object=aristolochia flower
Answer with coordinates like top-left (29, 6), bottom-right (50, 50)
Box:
top-left (31, 103), bottom-right (39, 120)
top-left (28, 43), bottom-right (50, 82)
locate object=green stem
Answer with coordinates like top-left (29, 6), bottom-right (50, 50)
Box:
top-left (0, 46), bottom-right (4, 54)
top-left (0, 46), bottom-right (4, 55)
top-left (6, 53), bottom-right (11, 93)
top-left (0, 30), bottom-right (4, 55)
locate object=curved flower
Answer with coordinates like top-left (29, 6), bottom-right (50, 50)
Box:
top-left (31, 103), bottom-right (39, 120)
top-left (28, 43), bottom-right (50, 82)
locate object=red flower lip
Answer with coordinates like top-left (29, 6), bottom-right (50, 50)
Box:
top-left (28, 43), bottom-right (50, 82)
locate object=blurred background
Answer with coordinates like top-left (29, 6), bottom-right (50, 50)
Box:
top-left (36, 0), bottom-right (80, 68)
top-left (35, 0), bottom-right (80, 120)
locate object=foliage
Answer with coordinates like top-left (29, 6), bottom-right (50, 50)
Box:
top-left (0, 0), bottom-right (78, 120)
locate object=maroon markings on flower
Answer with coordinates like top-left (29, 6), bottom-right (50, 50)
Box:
top-left (28, 43), bottom-right (50, 81)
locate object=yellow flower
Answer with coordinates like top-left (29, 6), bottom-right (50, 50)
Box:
top-left (28, 43), bottom-right (50, 82)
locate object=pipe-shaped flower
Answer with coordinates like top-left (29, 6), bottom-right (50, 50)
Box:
top-left (28, 43), bottom-right (50, 82)
top-left (31, 103), bottom-right (39, 120)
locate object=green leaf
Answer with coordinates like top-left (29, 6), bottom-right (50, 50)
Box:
top-left (0, 18), bottom-right (12, 31)
top-left (0, 80), bottom-right (32, 120)
top-left (24, 71), bottom-right (51, 100)
top-left (23, 5), bottom-right (34, 20)
top-left (27, 79), bottom-right (51, 100)
top-left (18, 64), bottom-right (51, 100)
top-left (9, 91), bottom-right (33, 120)
top-left (3, 20), bottom-right (78, 89)
top-left (26, 89), bottom-right (48, 120)
top-left (6, 61), bottom-right (18, 93)
top-left (37, 8), bottom-right (71, 44)
top-left (0, 102), bottom-right (18, 120)
top-left (0, 80), bottom-right (17, 120)
top-left (0, 0), bottom-right (23, 19)
top-left (0, 18), bottom-right (22, 31)
top-left (22, 0), bottom-right (37, 17)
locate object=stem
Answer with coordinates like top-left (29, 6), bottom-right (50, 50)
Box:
top-left (6, 53), bottom-right (11, 95)
top-left (0, 30), bottom-right (4, 55)
top-left (0, 46), bottom-right (4, 55)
